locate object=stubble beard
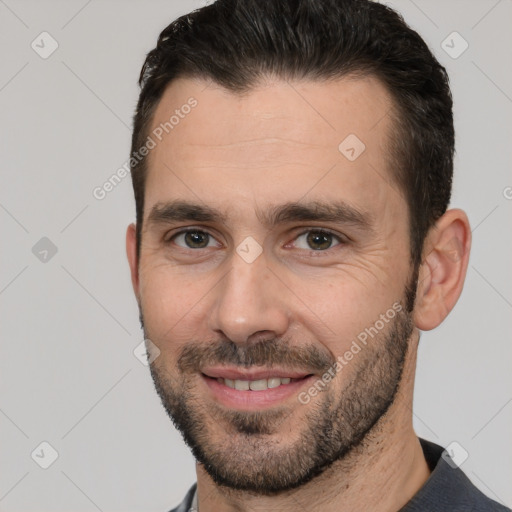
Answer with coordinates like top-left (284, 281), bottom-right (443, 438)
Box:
top-left (144, 300), bottom-right (414, 494)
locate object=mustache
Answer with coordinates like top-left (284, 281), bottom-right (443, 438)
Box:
top-left (177, 338), bottom-right (335, 374)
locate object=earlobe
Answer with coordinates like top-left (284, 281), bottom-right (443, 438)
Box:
top-left (413, 209), bottom-right (471, 331)
top-left (126, 223), bottom-right (140, 300)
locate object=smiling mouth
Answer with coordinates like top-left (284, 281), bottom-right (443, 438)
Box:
top-left (200, 370), bottom-right (316, 409)
top-left (201, 367), bottom-right (313, 391)
top-left (210, 376), bottom-right (304, 391)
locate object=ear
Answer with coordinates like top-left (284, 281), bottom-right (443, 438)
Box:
top-left (126, 223), bottom-right (140, 301)
top-left (413, 209), bottom-right (471, 331)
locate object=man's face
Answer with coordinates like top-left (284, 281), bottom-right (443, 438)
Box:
top-left (131, 76), bottom-right (416, 492)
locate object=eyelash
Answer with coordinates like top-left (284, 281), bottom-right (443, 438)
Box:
top-left (165, 228), bottom-right (347, 253)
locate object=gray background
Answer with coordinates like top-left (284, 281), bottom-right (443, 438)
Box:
top-left (0, 0), bottom-right (511, 510)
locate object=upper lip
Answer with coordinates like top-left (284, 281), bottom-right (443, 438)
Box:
top-left (201, 367), bottom-right (313, 381)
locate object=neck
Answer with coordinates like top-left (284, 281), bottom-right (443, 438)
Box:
top-left (195, 331), bottom-right (430, 512)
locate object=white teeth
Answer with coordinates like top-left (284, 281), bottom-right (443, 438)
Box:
top-left (249, 379), bottom-right (268, 391)
top-left (224, 378), bottom-right (235, 389)
top-left (234, 379), bottom-right (250, 391)
top-left (267, 377), bottom-right (281, 389)
top-left (218, 377), bottom-right (294, 390)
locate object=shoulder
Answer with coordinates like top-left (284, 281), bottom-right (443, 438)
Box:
top-left (167, 483), bottom-right (197, 512)
top-left (401, 438), bottom-right (510, 511)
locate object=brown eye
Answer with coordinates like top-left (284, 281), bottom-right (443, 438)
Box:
top-left (171, 230), bottom-right (214, 249)
top-left (307, 231), bottom-right (333, 250)
top-left (294, 230), bottom-right (342, 251)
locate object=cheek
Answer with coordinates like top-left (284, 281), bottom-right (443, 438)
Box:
top-left (138, 264), bottom-right (211, 348)
top-left (287, 267), bottom-right (396, 325)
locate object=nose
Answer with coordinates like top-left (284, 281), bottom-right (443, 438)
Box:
top-left (207, 249), bottom-right (290, 345)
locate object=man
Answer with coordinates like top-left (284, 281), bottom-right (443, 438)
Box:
top-left (125, 0), bottom-right (509, 510)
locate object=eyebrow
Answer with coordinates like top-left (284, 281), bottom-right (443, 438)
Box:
top-left (146, 199), bottom-right (374, 232)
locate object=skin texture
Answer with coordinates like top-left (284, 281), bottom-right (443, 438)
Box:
top-left (126, 76), bottom-right (471, 512)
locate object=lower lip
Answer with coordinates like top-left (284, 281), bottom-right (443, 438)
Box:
top-left (201, 374), bottom-right (315, 410)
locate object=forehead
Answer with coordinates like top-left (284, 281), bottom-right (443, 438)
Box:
top-left (144, 75), bottom-right (402, 223)
top-left (149, 74), bottom-right (394, 151)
